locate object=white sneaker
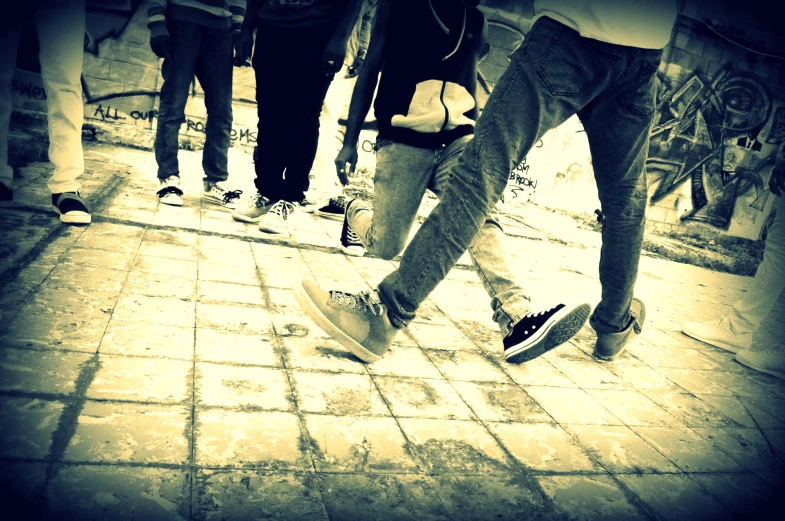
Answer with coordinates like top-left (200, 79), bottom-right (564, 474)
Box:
top-left (157, 176), bottom-right (183, 206)
top-left (259, 200), bottom-right (296, 234)
top-left (203, 181), bottom-right (242, 209)
top-left (736, 349), bottom-right (785, 380)
top-left (232, 193), bottom-right (274, 223)
top-left (682, 317), bottom-right (752, 353)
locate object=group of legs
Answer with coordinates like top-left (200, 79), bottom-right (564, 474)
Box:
top-left (292, 12), bottom-right (784, 378)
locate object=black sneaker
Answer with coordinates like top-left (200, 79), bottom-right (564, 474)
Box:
top-left (340, 204), bottom-right (364, 257)
top-left (51, 192), bottom-right (91, 224)
top-left (0, 181), bottom-right (11, 201)
top-left (316, 195), bottom-right (348, 221)
top-left (503, 303), bottom-right (591, 363)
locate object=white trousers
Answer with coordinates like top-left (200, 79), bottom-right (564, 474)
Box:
top-left (0, 0), bottom-right (85, 194)
top-left (729, 195), bottom-right (785, 334)
top-left (307, 65), bottom-right (357, 199)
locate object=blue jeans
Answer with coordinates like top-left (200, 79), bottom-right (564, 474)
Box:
top-left (378, 17), bottom-right (662, 334)
top-left (155, 21), bottom-right (233, 183)
top-left (349, 135), bottom-right (532, 336)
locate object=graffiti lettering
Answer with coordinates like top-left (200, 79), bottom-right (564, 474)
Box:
top-left (11, 80), bottom-right (47, 101)
top-left (130, 110), bottom-right (158, 122)
top-left (92, 104), bottom-right (126, 122)
top-left (230, 128), bottom-right (257, 145)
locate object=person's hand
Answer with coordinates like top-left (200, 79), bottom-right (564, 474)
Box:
top-left (345, 57), bottom-right (364, 78)
top-left (322, 36), bottom-right (347, 75)
top-left (770, 163), bottom-right (785, 196)
top-left (234, 30), bottom-right (253, 67)
top-left (335, 145), bottom-right (358, 186)
top-left (150, 35), bottom-right (170, 60)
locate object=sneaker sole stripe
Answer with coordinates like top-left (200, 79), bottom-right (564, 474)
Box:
top-left (52, 206), bottom-right (91, 224)
top-left (341, 246), bottom-right (365, 257)
top-left (292, 281), bottom-right (382, 364)
top-left (505, 304), bottom-right (591, 364)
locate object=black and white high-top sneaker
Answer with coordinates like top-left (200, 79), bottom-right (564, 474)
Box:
top-left (503, 303), bottom-right (591, 364)
top-left (340, 206), bottom-right (365, 257)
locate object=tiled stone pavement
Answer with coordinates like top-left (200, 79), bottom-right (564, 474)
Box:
top-left (1, 144), bottom-right (784, 520)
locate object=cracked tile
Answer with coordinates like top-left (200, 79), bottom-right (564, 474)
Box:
top-left (65, 401), bottom-right (189, 464)
top-left (304, 414), bottom-right (418, 473)
top-left (196, 363), bottom-right (293, 410)
top-left (398, 418), bottom-right (513, 474)
top-left (193, 470), bottom-right (328, 521)
top-left (374, 377), bottom-right (474, 420)
top-left (292, 372), bottom-right (387, 416)
top-left (87, 355), bottom-right (191, 403)
top-left (195, 409), bottom-right (308, 469)
top-left (536, 474), bottom-right (649, 521)
top-left (490, 422), bottom-right (600, 472)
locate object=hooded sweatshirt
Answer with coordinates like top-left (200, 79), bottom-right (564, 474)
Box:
top-left (148, 0), bottom-right (247, 37)
top-left (373, 0), bottom-right (485, 149)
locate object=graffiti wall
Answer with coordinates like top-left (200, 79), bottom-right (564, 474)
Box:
top-left (491, 2), bottom-right (784, 240)
top-left (646, 68), bottom-right (780, 237)
top-left (11, 0), bottom-right (260, 150)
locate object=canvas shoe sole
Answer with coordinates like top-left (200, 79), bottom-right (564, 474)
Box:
top-left (53, 206), bottom-right (91, 224)
top-left (505, 303), bottom-right (591, 364)
top-left (160, 193), bottom-right (183, 206)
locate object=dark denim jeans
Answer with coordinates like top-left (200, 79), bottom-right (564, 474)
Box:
top-left (378, 16), bottom-right (663, 334)
top-left (252, 23), bottom-right (334, 202)
top-left (155, 20), bottom-right (233, 183)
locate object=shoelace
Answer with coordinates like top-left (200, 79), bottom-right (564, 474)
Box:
top-left (157, 186), bottom-right (183, 197)
top-left (345, 224), bottom-right (361, 245)
top-left (270, 201), bottom-right (294, 221)
top-left (330, 196), bottom-right (348, 210)
top-left (253, 193), bottom-right (270, 208)
top-left (222, 190), bottom-right (242, 204)
top-left (329, 290), bottom-right (384, 316)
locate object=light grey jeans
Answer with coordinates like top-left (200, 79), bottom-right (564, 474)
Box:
top-left (348, 135), bottom-right (532, 337)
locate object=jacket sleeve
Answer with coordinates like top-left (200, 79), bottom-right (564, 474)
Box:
top-left (228, 0), bottom-right (247, 35)
top-left (147, 0), bottom-right (169, 38)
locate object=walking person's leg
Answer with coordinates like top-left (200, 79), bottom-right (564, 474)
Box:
top-left (578, 49), bottom-right (663, 360)
top-left (733, 195), bottom-right (785, 379)
top-left (346, 140), bottom-right (434, 259)
top-left (430, 135), bottom-right (590, 362)
top-left (195, 25), bottom-right (239, 208)
top-left (154, 21), bottom-right (201, 206)
top-left (729, 195), bottom-right (785, 334)
top-left (35, 0), bottom-right (91, 223)
top-left (294, 18), bottom-right (632, 361)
